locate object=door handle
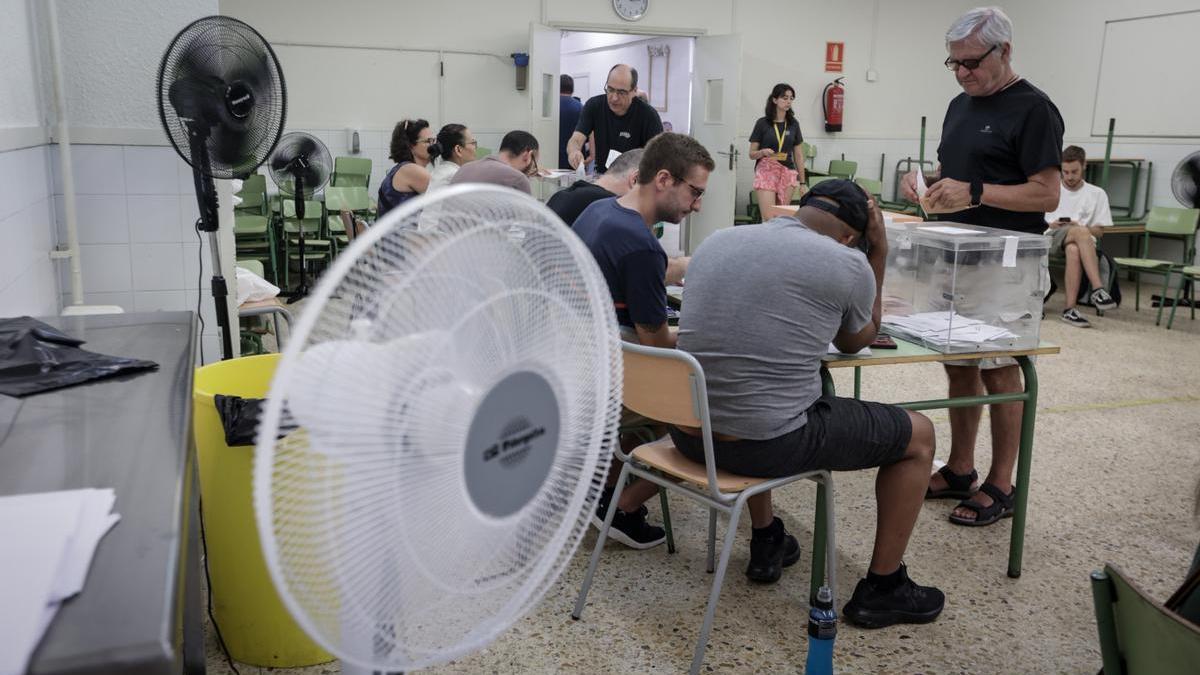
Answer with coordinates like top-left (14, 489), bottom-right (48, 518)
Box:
top-left (715, 144), bottom-right (738, 171)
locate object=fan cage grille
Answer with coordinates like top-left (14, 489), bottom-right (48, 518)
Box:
top-left (254, 186), bottom-right (622, 670)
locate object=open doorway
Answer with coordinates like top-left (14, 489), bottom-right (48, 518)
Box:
top-left (559, 31), bottom-right (695, 255)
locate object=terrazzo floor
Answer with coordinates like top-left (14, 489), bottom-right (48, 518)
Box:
top-left (210, 282), bottom-right (1200, 674)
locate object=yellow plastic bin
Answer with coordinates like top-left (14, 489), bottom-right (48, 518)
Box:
top-left (193, 354), bottom-right (333, 667)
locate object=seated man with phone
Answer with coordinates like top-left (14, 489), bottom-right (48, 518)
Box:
top-left (1045, 145), bottom-right (1117, 328)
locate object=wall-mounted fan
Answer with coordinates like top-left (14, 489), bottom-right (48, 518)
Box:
top-left (1171, 151), bottom-right (1200, 209)
top-left (158, 15), bottom-right (286, 359)
top-left (269, 132), bottom-right (332, 300)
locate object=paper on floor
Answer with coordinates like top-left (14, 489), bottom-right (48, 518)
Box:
top-left (0, 489), bottom-right (120, 675)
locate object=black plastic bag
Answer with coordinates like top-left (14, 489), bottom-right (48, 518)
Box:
top-left (0, 316), bottom-right (159, 397)
top-left (213, 394), bottom-right (297, 446)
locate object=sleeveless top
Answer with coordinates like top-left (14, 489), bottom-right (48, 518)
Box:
top-left (377, 161), bottom-right (419, 220)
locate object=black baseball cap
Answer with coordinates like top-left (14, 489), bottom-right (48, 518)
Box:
top-left (798, 179), bottom-right (870, 233)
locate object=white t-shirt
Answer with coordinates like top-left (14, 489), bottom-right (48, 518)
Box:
top-left (426, 161), bottom-right (460, 192)
top-left (1045, 181), bottom-right (1112, 228)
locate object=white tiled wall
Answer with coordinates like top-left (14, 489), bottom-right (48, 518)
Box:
top-left (51, 144), bottom-right (221, 362)
top-left (0, 145), bottom-right (58, 317)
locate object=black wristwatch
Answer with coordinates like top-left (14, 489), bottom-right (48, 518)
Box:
top-left (969, 179), bottom-right (984, 208)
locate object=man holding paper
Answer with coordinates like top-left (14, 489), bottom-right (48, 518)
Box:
top-left (565, 64), bottom-right (664, 174)
top-left (900, 7), bottom-right (1063, 527)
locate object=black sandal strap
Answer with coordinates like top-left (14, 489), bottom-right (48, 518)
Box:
top-left (936, 465), bottom-right (978, 492)
top-left (977, 482), bottom-right (1014, 508)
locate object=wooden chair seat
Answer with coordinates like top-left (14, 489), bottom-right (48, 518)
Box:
top-left (632, 436), bottom-right (768, 493)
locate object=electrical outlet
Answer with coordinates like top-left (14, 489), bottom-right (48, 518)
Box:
top-left (866, 69), bottom-right (879, 82)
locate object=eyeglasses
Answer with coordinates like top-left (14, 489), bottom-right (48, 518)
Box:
top-left (416, 137), bottom-right (437, 145)
top-left (605, 86), bottom-right (633, 98)
top-left (674, 176), bottom-right (705, 204)
top-left (944, 43), bottom-right (999, 71)
top-left (462, 139), bottom-right (478, 147)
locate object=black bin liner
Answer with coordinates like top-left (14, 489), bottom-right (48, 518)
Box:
top-left (0, 316), bottom-right (159, 397)
top-left (213, 394), bottom-right (297, 446)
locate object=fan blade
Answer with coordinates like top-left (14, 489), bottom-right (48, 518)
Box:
top-left (1182, 157), bottom-right (1200, 208)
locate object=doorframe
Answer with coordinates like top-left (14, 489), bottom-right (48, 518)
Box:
top-left (548, 22), bottom-right (706, 38)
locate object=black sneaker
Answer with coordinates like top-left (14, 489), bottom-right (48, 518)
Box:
top-left (1061, 307), bottom-right (1091, 327)
top-left (842, 564), bottom-right (945, 628)
top-left (745, 517), bottom-right (801, 583)
top-left (591, 486), bottom-right (666, 550)
top-left (1090, 288), bottom-right (1117, 310)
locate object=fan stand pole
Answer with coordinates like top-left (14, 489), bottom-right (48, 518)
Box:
top-left (285, 174), bottom-right (311, 302)
top-left (187, 132), bottom-right (235, 359)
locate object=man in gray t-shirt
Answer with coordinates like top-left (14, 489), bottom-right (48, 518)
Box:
top-left (669, 179), bottom-right (946, 629)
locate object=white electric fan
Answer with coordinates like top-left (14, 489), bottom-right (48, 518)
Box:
top-left (253, 184), bottom-right (622, 672)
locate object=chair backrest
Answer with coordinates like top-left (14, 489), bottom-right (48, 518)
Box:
top-left (476, 146), bottom-right (493, 159)
top-left (621, 342), bottom-right (725, 499)
top-left (282, 199), bottom-right (323, 221)
top-left (801, 142), bottom-right (816, 167)
top-left (332, 156), bottom-right (372, 188)
top-left (1092, 563), bottom-right (1200, 674)
top-left (808, 175), bottom-right (839, 188)
top-left (325, 185), bottom-right (371, 212)
top-left (236, 259), bottom-right (266, 277)
top-left (1145, 206), bottom-right (1200, 236)
top-left (240, 173), bottom-right (266, 194)
top-left (828, 159), bottom-right (857, 178)
top-left (854, 177), bottom-right (883, 197)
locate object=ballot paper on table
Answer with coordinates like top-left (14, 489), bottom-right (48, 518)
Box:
top-left (882, 311), bottom-right (1017, 347)
top-left (0, 489), bottom-right (120, 675)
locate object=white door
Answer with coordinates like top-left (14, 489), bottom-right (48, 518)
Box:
top-left (686, 34), bottom-right (742, 254)
top-left (527, 23), bottom-right (561, 169)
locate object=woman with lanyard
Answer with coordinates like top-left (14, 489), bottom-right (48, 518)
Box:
top-left (748, 83), bottom-right (806, 220)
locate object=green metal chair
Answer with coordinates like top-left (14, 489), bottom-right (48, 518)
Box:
top-left (331, 156), bottom-right (372, 189)
top-left (235, 173), bottom-right (268, 216)
top-left (233, 214), bottom-right (277, 284)
top-left (854, 177), bottom-right (883, 198)
top-left (1166, 265), bottom-right (1200, 329)
top-left (828, 159), bottom-right (857, 179)
top-left (475, 146), bottom-right (492, 159)
top-left (281, 199), bottom-right (330, 288)
top-left (1111, 206), bottom-right (1199, 326)
top-left (1091, 563), bottom-right (1200, 674)
top-left (808, 175), bottom-right (840, 188)
top-left (801, 142), bottom-right (816, 170)
top-left (324, 186), bottom-right (372, 254)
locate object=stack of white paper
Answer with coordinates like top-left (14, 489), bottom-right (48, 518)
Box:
top-left (883, 311), bottom-right (1017, 349)
top-left (0, 489), bottom-right (120, 675)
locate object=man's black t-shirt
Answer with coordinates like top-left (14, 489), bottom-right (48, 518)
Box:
top-left (749, 117), bottom-right (803, 169)
top-left (936, 80), bottom-right (1064, 234)
top-left (546, 180), bottom-right (616, 227)
top-left (575, 95), bottom-right (663, 173)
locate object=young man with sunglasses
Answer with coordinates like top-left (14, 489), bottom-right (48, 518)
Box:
top-left (572, 133), bottom-right (713, 549)
top-left (565, 64), bottom-right (664, 174)
top-left (900, 7), bottom-right (1064, 528)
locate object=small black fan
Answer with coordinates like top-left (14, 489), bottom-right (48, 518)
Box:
top-left (157, 15), bottom-right (286, 359)
top-left (1171, 151), bottom-right (1200, 209)
top-left (268, 132), bottom-right (332, 300)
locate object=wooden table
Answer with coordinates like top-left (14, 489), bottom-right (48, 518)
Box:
top-left (821, 337), bottom-right (1060, 579)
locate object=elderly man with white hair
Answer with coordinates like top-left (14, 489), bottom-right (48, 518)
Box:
top-left (901, 7), bottom-right (1064, 527)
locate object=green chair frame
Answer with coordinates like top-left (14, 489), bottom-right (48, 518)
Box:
top-left (828, 159), bottom-right (857, 179)
top-left (233, 214), bottom-right (277, 284)
top-left (324, 186), bottom-right (372, 254)
top-left (280, 198), bottom-right (330, 288)
top-left (1111, 206), bottom-right (1199, 326)
top-left (1091, 563), bottom-right (1200, 674)
top-left (331, 156), bottom-right (372, 189)
top-left (1167, 265), bottom-right (1200, 329)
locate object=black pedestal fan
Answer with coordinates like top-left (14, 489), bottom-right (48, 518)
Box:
top-left (269, 132), bottom-right (331, 301)
top-left (157, 15), bottom-right (286, 360)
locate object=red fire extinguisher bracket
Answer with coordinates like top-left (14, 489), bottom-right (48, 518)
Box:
top-left (823, 77), bottom-right (845, 133)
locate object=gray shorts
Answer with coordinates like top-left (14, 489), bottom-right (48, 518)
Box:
top-left (667, 396), bottom-right (911, 478)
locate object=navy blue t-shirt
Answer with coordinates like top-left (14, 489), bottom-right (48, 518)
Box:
top-left (559, 95), bottom-right (583, 169)
top-left (572, 197), bottom-right (668, 329)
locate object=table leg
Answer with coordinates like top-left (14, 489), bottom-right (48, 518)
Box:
top-left (1007, 356), bottom-right (1039, 579)
top-left (853, 366), bottom-right (862, 400)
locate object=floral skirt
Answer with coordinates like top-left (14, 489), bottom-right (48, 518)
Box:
top-left (753, 157), bottom-right (799, 204)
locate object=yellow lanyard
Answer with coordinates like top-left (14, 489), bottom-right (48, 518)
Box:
top-left (772, 122), bottom-right (788, 161)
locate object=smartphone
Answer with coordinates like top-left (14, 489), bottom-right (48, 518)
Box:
top-left (1058, 216), bottom-right (1071, 223)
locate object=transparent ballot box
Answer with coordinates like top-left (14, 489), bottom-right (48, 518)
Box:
top-left (881, 222), bottom-right (1049, 354)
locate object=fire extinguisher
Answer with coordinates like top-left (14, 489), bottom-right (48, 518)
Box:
top-left (823, 77), bottom-right (845, 132)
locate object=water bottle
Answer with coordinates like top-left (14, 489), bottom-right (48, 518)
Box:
top-left (804, 585), bottom-right (837, 675)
